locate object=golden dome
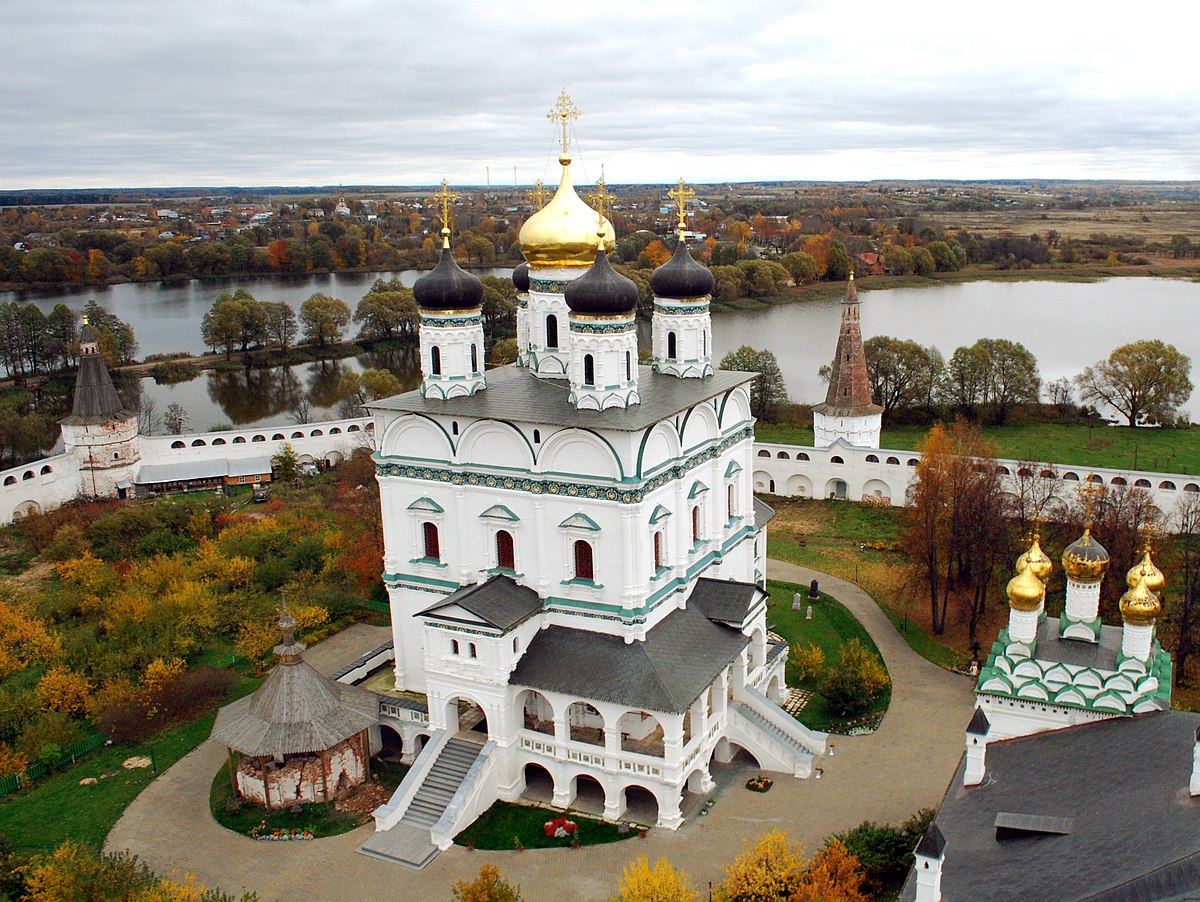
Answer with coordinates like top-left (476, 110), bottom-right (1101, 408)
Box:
top-left (1016, 535), bottom-right (1053, 581)
top-left (518, 156), bottom-right (615, 269)
top-left (1120, 572), bottom-right (1162, 626)
top-left (1061, 525), bottom-right (1110, 583)
top-left (1126, 549), bottom-right (1165, 595)
top-left (1007, 565), bottom-right (1045, 613)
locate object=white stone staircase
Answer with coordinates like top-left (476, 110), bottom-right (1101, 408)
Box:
top-left (727, 687), bottom-right (827, 777)
top-left (358, 736), bottom-right (484, 869)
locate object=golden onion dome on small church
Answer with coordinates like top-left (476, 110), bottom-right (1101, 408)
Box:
top-left (1126, 547), bottom-right (1165, 595)
top-left (1061, 523), bottom-right (1110, 583)
top-left (519, 155), bottom-right (615, 268)
top-left (1006, 565), bottom-right (1045, 613)
top-left (1015, 534), bottom-right (1052, 581)
top-left (1120, 572), bottom-right (1162, 626)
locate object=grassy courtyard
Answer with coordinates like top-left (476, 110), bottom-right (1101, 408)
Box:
top-left (453, 800), bottom-right (637, 850)
top-left (765, 580), bottom-right (891, 732)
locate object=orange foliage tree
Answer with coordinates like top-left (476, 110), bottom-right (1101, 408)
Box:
top-left (35, 666), bottom-right (93, 715)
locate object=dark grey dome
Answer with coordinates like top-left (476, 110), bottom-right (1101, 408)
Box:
top-left (565, 251), bottom-right (639, 316)
top-left (413, 245), bottom-right (484, 311)
top-left (512, 261), bottom-right (530, 292)
top-left (649, 239), bottom-right (714, 299)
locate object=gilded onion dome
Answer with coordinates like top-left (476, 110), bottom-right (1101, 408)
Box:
top-left (512, 261), bottom-right (530, 293)
top-left (1126, 548), bottom-right (1165, 595)
top-left (1061, 524), bottom-right (1110, 583)
top-left (1120, 572), bottom-right (1162, 626)
top-left (1015, 535), bottom-right (1053, 582)
top-left (649, 238), bottom-right (715, 299)
top-left (564, 246), bottom-right (639, 316)
top-left (413, 229), bottom-right (484, 311)
top-left (518, 155), bottom-right (616, 268)
top-left (1007, 565), bottom-right (1045, 613)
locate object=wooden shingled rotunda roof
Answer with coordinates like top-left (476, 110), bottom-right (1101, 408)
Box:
top-left (211, 610), bottom-right (379, 758)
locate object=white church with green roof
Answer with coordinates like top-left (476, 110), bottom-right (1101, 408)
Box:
top-left (358, 96), bottom-right (826, 867)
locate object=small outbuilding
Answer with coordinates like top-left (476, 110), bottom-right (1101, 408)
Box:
top-left (211, 611), bottom-right (380, 809)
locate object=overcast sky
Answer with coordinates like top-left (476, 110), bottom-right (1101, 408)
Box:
top-left (3, 0), bottom-right (1197, 189)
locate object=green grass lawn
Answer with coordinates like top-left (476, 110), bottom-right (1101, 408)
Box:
top-left (765, 580), bottom-right (891, 732)
top-left (453, 800), bottom-right (637, 850)
top-left (754, 421), bottom-right (1200, 475)
top-left (0, 674), bottom-right (260, 856)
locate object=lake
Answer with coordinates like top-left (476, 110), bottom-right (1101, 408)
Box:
top-left (4, 273), bottom-right (1198, 430)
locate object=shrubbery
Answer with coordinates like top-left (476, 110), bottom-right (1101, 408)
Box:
top-left (97, 666), bottom-right (234, 743)
top-left (822, 639), bottom-right (890, 718)
top-left (833, 808), bottom-right (936, 897)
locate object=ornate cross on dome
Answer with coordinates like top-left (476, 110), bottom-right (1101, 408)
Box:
top-left (433, 178), bottom-right (458, 232)
top-left (1078, 476), bottom-right (1103, 519)
top-left (669, 177), bottom-right (695, 232)
top-left (587, 170), bottom-right (615, 239)
top-left (528, 179), bottom-right (546, 210)
top-left (547, 89), bottom-right (581, 157)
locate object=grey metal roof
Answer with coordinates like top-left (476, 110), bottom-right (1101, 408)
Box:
top-left (419, 575), bottom-right (542, 632)
top-left (211, 657), bottom-right (379, 757)
top-left (900, 709), bottom-right (1200, 901)
top-left (688, 577), bottom-right (763, 625)
top-left (368, 364), bottom-right (755, 432)
top-left (61, 350), bottom-right (136, 425)
top-left (1036, 617), bottom-right (1122, 670)
top-left (135, 456), bottom-right (271, 485)
top-left (753, 497), bottom-right (776, 530)
top-left (510, 598), bottom-right (748, 714)
top-left (994, 812), bottom-right (1074, 837)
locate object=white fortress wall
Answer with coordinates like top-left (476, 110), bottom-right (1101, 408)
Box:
top-left (0, 453), bottom-right (82, 522)
top-left (751, 440), bottom-right (1200, 524)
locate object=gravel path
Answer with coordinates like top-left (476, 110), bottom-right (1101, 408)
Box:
top-left (105, 566), bottom-right (974, 901)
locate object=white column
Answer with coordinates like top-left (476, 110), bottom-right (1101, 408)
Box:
top-left (1065, 578), bottom-right (1101, 622)
top-left (964, 733), bottom-right (987, 786)
top-left (913, 827), bottom-right (946, 902)
top-left (1008, 607), bottom-right (1038, 645)
top-left (1121, 621), bottom-right (1154, 662)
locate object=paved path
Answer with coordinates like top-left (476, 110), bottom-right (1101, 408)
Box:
top-left (105, 567), bottom-right (974, 902)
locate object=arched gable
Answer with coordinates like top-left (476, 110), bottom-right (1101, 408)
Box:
top-left (679, 402), bottom-right (719, 452)
top-left (379, 415), bottom-right (453, 462)
top-left (537, 429), bottom-right (622, 480)
top-left (637, 422), bottom-right (681, 477)
top-left (718, 388), bottom-right (752, 431)
top-left (457, 420), bottom-right (534, 471)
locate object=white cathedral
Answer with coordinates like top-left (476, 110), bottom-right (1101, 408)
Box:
top-left (360, 105), bottom-right (826, 864)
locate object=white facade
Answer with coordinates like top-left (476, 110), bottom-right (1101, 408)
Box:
top-left (418, 312), bottom-right (487, 400)
top-left (525, 271), bottom-right (574, 378)
top-left (651, 299), bottom-right (713, 379)
top-left (811, 409), bottom-right (882, 450)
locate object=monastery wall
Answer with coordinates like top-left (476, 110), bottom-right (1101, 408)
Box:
top-left (751, 440), bottom-right (1200, 524)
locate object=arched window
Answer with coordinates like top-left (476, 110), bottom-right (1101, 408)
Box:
top-left (583, 354), bottom-right (595, 387)
top-left (691, 505), bottom-right (701, 543)
top-left (431, 345), bottom-right (442, 376)
top-left (667, 331), bottom-right (677, 360)
top-left (574, 540), bottom-right (594, 581)
top-left (469, 643), bottom-right (478, 658)
top-left (625, 351), bottom-right (631, 382)
top-left (422, 522), bottom-right (440, 561)
top-left (496, 530), bottom-right (515, 570)
top-left (451, 421), bottom-right (459, 435)
top-left (451, 639), bottom-right (460, 655)
top-left (546, 314), bottom-right (558, 349)
top-left (533, 429), bottom-right (541, 443)
top-left (727, 484), bottom-right (735, 520)
top-left (471, 344), bottom-right (479, 373)
top-left (701, 331), bottom-right (707, 356)
top-left (654, 531), bottom-right (663, 570)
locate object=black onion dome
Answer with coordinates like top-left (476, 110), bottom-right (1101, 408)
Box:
top-left (512, 261), bottom-right (530, 292)
top-left (650, 238), bottom-right (714, 299)
top-left (413, 246), bottom-right (484, 310)
top-left (565, 250), bottom-right (639, 316)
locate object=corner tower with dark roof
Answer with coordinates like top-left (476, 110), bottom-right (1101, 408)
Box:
top-left (59, 315), bottom-right (140, 499)
top-left (812, 272), bottom-right (883, 448)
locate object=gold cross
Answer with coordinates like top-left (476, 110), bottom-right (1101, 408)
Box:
top-left (668, 177), bottom-right (694, 232)
top-left (547, 89), bottom-right (581, 157)
top-left (432, 178), bottom-right (457, 232)
top-left (1078, 476), bottom-right (1103, 519)
top-left (587, 170), bottom-right (615, 236)
top-left (528, 179), bottom-right (546, 210)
